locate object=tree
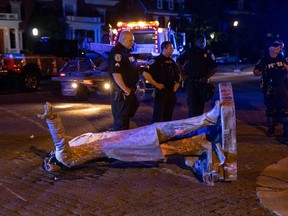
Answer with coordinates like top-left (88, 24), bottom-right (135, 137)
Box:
top-left (30, 15), bottom-right (65, 39)
top-left (26, 13), bottom-right (65, 52)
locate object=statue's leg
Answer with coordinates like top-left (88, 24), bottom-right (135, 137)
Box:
top-left (38, 102), bottom-right (107, 170)
top-left (160, 134), bottom-right (207, 156)
top-left (38, 102), bottom-right (72, 168)
top-left (155, 100), bottom-right (220, 142)
top-left (45, 114), bottom-right (72, 165)
top-left (161, 134), bottom-right (217, 185)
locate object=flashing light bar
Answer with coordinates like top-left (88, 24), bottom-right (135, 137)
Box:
top-left (117, 21), bottom-right (159, 29)
top-left (114, 21), bottom-right (160, 53)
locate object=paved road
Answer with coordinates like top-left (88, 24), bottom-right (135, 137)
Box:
top-left (0, 70), bottom-right (287, 216)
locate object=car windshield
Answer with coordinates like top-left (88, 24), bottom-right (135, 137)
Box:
top-left (60, 51), bottom-right (108, 73)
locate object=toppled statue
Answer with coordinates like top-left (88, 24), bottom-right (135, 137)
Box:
top-left (38, 101), bottom-right (225, 185)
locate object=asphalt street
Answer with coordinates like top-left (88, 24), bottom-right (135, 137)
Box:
top-left (0, 65), bottom-right (288, 216)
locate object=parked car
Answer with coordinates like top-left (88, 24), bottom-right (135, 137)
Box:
top-left (216, 53), bottom-right (240, 64)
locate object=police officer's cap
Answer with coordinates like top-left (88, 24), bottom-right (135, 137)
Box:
top-left (268, 40), bottom-right (281, 48)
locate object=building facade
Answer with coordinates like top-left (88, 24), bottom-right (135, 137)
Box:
top-left (0, 0), bottom-right (23, 53)
top-left (108, 0), bottom-right (192, 31)
top-left (0, 0), bottom-right (119, 53)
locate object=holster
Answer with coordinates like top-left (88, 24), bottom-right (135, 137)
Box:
top-left (113, 90), bottom-right (125, 101)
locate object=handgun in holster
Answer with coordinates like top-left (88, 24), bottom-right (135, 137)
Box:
top-left (113, 90), bottom-right (125, 101)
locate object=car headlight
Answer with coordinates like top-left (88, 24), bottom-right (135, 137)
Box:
top-left (71, 82), bottom-right (78, 89)
top-left (103, 82), bottom-right (110, 90)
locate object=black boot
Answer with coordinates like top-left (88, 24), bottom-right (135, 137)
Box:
top-left (282, 116), bottom-right (288, 138)
top-left (277, 113), bottom-right (288, 144)
top-left (266, 116), bottom-right (275, 137)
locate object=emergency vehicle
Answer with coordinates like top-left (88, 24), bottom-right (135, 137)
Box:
top-left (0, 53), bottom-right (66, 91)
top-left (116, 21), bottom-right (185, 58)
top-left (90, 20), bottom-right (186, 59)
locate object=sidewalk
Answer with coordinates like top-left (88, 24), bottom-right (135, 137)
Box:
top-left (257, 157), bottom-right (288, 216)
top-left (236, 111), bottom-right (288, 216)
top-left (217, 68), bottom-right (288, 216)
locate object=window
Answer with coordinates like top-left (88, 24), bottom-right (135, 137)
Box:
top-left (168, 0), bottom-right (174, 10)
top-left (63, 0), bottom-right (77, 16)
top-left (9, 29), bottom-right (16, 49)
top-left (132, 32), bottom-right (155, 44)
top-left (238, 0), bottom-right (244, 10)
top-left (65, 4), bottom-right (73, 16)
top-left (157, 0), bottom-right (162, 9)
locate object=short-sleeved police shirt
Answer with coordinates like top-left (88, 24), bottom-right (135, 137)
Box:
top-left (177, 47), bottom-right (217, 79)
top-left (146, 54), bottom-right (180, 90)
top-left (254, 54), bottom-right (288, 85)
top-left (108, 43), bottom-right (138, 91)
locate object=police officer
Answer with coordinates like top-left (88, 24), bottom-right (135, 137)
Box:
top-left (143, 41), bottom-right (180, 123)
top-left (108, 31), bottom-right (139, 131)
top-left (253, 40), bottom-right (288, 137)
top-left (177, 34), bottom-right (217, 117)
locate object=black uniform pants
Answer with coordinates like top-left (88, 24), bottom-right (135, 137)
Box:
top-left (111, 92), bottom-right (139, 131)
top-left (185, 81), bottom-right (206, 118)
top-left (152, 88), bottom-right (176, 123)
top-left (264, 84), bottom-right (288, 119)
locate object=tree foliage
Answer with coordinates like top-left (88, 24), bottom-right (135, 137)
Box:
top-left (178, 0), bottom-right (288, 60)
top-left (30, 15), bottom-right (65, 39)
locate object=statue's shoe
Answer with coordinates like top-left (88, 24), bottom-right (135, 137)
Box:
top-left (42, 151), bottom-right (61, 172)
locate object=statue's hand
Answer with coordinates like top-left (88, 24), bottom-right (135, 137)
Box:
top-left (37, 102), bottom-right (55, 120)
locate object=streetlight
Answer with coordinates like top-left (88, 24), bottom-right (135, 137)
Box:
top-left (210, 32), bottom-right (215, 40)
top-left (233, 21), bottom-right (240, 72)
top-left (32, 28), bottom-right (39, 53)
top-left (32, 28), bottom-right (38, 36)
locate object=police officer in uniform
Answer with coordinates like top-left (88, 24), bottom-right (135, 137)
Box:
top-left (143, 41), bottom-right (180, 123)
top-left (177, 34), bottom-right (217, 117)
top-left (253, 40), bottom-right (288, 137)
top-left (108, 31), bottom-right (139, 131)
